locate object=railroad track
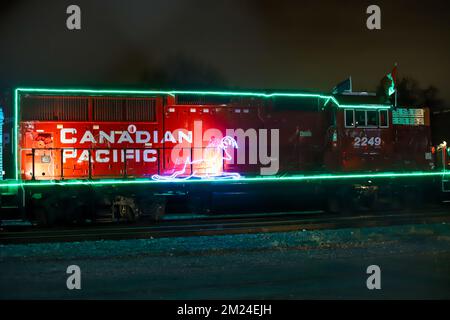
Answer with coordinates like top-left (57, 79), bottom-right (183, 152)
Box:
top-left (1, 208), bottom-right (449, 244)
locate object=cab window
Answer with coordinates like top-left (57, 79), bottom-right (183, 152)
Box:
top-left (366, 111), bottom-right (379, 126)
top-left (344, 109), bottom-right (355, 127)
top-left (379, 110), bottom-right (389, 128)
top-left (355, 110), bottom-right (366, 127)
top-left (345, 109), bottom-right (389, 128)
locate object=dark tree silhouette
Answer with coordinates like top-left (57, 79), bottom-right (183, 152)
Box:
top-left (377, 77), bottom-right (445, 111)
top-left (422, 85), bottom-right (443, 110)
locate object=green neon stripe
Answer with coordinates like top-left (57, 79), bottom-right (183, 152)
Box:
top-left (12, 87), bottom-right (392, 181)
top-left (14, 89), bottom-right (19, 180)
top-left (14, 87), bottom-right (385, 109)
top-left (0, 171), bottom-right (448, 188)
top-left (339, 104), bottom-right (391, 110)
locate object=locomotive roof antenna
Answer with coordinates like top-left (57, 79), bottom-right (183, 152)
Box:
top-left (331, 76), bottom-right (352, 94)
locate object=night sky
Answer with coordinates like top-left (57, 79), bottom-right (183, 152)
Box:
top-left (1, 0), bottom-right (449, 103)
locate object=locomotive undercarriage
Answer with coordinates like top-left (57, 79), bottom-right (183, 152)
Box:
top-left (326, 179), bottom-right (440, 214)
top-left (10, 177), bottom-right (442, 227)
top-left (24, 185), bottom-right (168, 226)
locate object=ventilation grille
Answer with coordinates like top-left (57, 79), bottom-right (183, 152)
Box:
top-left (126, 99), bottom-right (156, 122)
top-left (21, 96), bottom-right (89, 121)
top-left (92, 98), bottom-right (156, 122)
top-left (92, 98), bottom-right (123, 122)
top-left (21, 95), bottom-right (157, 122)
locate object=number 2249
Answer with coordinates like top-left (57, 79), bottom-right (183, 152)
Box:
top-left (354, 136), bottom-right (381, 147)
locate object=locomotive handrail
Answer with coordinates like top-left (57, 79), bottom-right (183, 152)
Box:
top-left (25, 146), bottom-right (226, 180)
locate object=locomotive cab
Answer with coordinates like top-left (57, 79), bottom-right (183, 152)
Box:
top-left (331, 92), bottom-right (433, 173)
top-left (335, 107), bottom-right (393, 172)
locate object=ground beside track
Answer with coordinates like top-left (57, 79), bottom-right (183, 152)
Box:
top-left (1, 222), bottom-right (450, 299)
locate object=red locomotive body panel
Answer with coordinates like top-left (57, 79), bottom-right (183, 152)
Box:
top-left (393, 117), bottom-right (433, 170)
top-left (262, 109), bottom-right (329, 173)
top-left (336, 108), bottom-right (395, 171)
top-left (20, 121), bottom-right (163, 180)
top-left (19, 95), bottom-right (164, 180)
top-left (17, 92), bottom-right (434, 181)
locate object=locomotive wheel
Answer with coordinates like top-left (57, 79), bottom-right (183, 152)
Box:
top-left (112, 196), bottom-right (140, 222)
top-left (118, 205), bottom-right (135, 221)
top-left (111, 204), bottom-right (138, 222)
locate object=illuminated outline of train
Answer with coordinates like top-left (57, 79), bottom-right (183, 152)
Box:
top-left (0, 87), bottom-right (449, 225)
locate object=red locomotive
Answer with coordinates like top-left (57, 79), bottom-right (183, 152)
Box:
top-left (17, 90), bottom-right (434, 179)
top-left (1, 88), bottom-right (449, 224)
